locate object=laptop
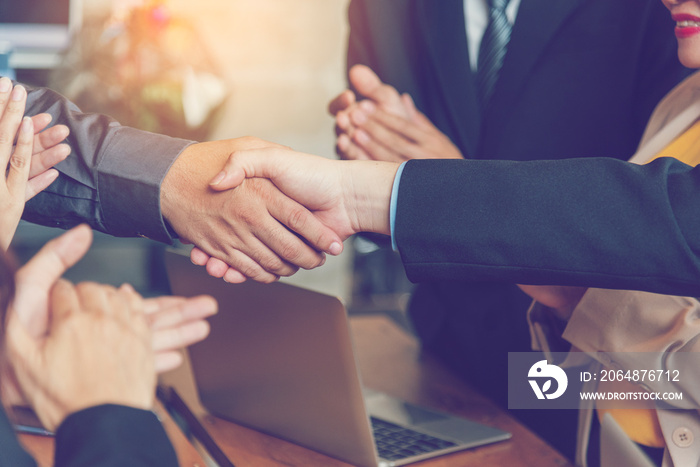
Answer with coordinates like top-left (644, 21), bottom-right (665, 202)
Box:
top-left (165, 249), bottom-right (511, 467)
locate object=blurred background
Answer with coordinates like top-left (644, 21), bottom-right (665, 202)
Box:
top-left (4, 0), bottom-right (413, 319)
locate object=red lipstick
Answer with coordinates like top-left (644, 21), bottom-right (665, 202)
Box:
top-left (674, 13), bottom-right (700, 39)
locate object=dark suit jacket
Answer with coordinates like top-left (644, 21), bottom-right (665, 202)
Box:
top-left (347, 0), bottom-right (691, 389)
top-left (0, 404), bottom-right (177, 467)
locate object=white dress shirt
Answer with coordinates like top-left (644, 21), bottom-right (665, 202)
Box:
top-left (465, 0), bottom-right (522, 71)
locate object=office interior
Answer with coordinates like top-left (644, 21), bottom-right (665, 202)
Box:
top-left (7, 0), bottom-right (415, 323)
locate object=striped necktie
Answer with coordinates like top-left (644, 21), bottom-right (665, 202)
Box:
top-left (477, 0), bottom-right (512, 108)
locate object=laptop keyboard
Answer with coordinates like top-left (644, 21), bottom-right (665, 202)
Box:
top-left (371, 417), bottom-right (457, 461)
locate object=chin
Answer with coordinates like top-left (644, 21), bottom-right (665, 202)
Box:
top-left (678, 48), bottom-right (700, 69)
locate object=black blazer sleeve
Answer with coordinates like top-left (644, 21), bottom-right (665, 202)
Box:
top-left (395, 158), bottom-right (700, 296)
top-left (54, 404), bottom-right (178, 467)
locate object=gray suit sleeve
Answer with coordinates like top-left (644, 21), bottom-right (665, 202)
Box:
top-left (22, 84), bottom-right (194, 243)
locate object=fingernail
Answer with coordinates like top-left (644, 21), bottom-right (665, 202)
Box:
top-left (319, 256), bottom-right (327, 267)
top-left (359, 100), bottom-right (376, 113)
top-left (329, 242), bottom-right (342, 256)
top-left (210, 170), bottom-right (226, 186)
top-left (11, 85), bottom-right (25, 101)
top-left (0, 78), bottom-right (10, 93)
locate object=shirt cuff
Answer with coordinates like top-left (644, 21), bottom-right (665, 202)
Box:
top-left (98, 128), bottom-right (193, 243)
top-left (390, 161), bottom-right (407, 251)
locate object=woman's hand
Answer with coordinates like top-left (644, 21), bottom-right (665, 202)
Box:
top-left (0, 83), bottom-right (33, 250)
top-left (6, 279), bottom-right (156, 431)
top-left (3, 225), bottom-right (217, 408)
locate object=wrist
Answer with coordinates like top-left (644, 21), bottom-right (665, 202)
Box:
top-left (345, 161), bottom-right (399, 235)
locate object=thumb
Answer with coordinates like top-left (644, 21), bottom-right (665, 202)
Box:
top-left (18, 225), bottom-right (93, 285)
top-left (13, 225), bottom-right (92, 336)
top-left (208, 148), bottom-right (284, 191)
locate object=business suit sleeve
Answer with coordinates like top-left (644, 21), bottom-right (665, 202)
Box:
top-left (22, 84), bottom-right (194, 243)
top-left (0, 406), bottom-right (37, 467)
top-left (394, 157), bottom-right (700, 296)
top-left (54, 405), bottom-right (178, 467)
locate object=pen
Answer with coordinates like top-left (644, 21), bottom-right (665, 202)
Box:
top-left (156, 385), bottom-right (236, 467)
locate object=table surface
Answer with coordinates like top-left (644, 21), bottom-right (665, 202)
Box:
top-left (19, 315), bottom-right (573, 467)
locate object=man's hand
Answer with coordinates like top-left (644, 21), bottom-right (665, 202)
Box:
top-left (330, 64), bottom-right (410, 161)
top-left (6, 279), bottom-right (157, 431)
top-left (3, 224), bottom-right (218, 406)
top-left (161, 137), bottom-right (344, 283)
top-left (190, 148), bottom-right (399, 279)
top-left (143, 294), bottom-right (217, 373)
top-left (346, 96), bottom-right (463, 162)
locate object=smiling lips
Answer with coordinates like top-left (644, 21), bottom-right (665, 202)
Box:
top-left (675, 14), bottom-right (700, 38)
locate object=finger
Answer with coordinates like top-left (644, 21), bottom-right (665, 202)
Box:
top-left (151, 320), bottom-right (210, 353)
top-left (358, 108), bottom-right (432, 159)
top-left (190, 246), bottom-right (210, 266)
top-left (17, 225), bottom-right (93, 286)
top-left (401, 93), bottom-right (437, 131)
top-left (335, 108), bottom-right (355, 133)
top-left (30, 113), bottom-right (53, 136)
top-left (146, 295), bottom-right (217, 330)
top-left (29, 143), bottom-right (71, 180)
top-left (208, 148), bottom-right (294, 190)
top-left (118, 283), bottom-right (145, 320)
top-left (155, 351), bottom-right (184, 373)
top-left (353, 127), bottom-right (406, 162)
top-left (33, 122), bottom-right (69, 155)
top-left (75, 281), bottom-right (114, 315)
top-left (207, 250), bottom-right (282, 283)
top-left (223, 267), bottom-right (247, 283)
top-left (348, 65), bottom-right (403, 110)
top-left (26, 168), bottom-right (59, 201)
top-left (13, 226), bottom-right (93, 337)
top-left (48, 279), bottom-right (81, 328)
top-left (0, 85), bottom-right (27, 173)
top-left (7, 117), bottom-right (33, 199)
top-left (0, 77), bottom-right (13, 124)
top-left (266, 191), bottom-right (341, 263)
top-left (337, 133), bottom-right (370, 161)
top-left (190, 250), bottom-right (245, 282)
top-left (328, 89), bottom-right (356, 116)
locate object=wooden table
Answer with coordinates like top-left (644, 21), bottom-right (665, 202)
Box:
top-left (19, 315), bottom-right (572, 467)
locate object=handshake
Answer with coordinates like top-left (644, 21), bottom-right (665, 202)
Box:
top-left (182, 139), bottom-right (400, 283)
top-left (180, 65), bottom-right (451, 284)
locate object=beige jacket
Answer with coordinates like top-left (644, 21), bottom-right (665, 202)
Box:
top-left (529, 70), bottom-right (700, 467)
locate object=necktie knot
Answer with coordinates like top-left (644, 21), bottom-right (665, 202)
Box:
top-left (488, 0), bottom-right (508, 13)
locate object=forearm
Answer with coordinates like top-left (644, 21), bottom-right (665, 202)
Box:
top-left (22, 84), bottom-right (192, 242)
